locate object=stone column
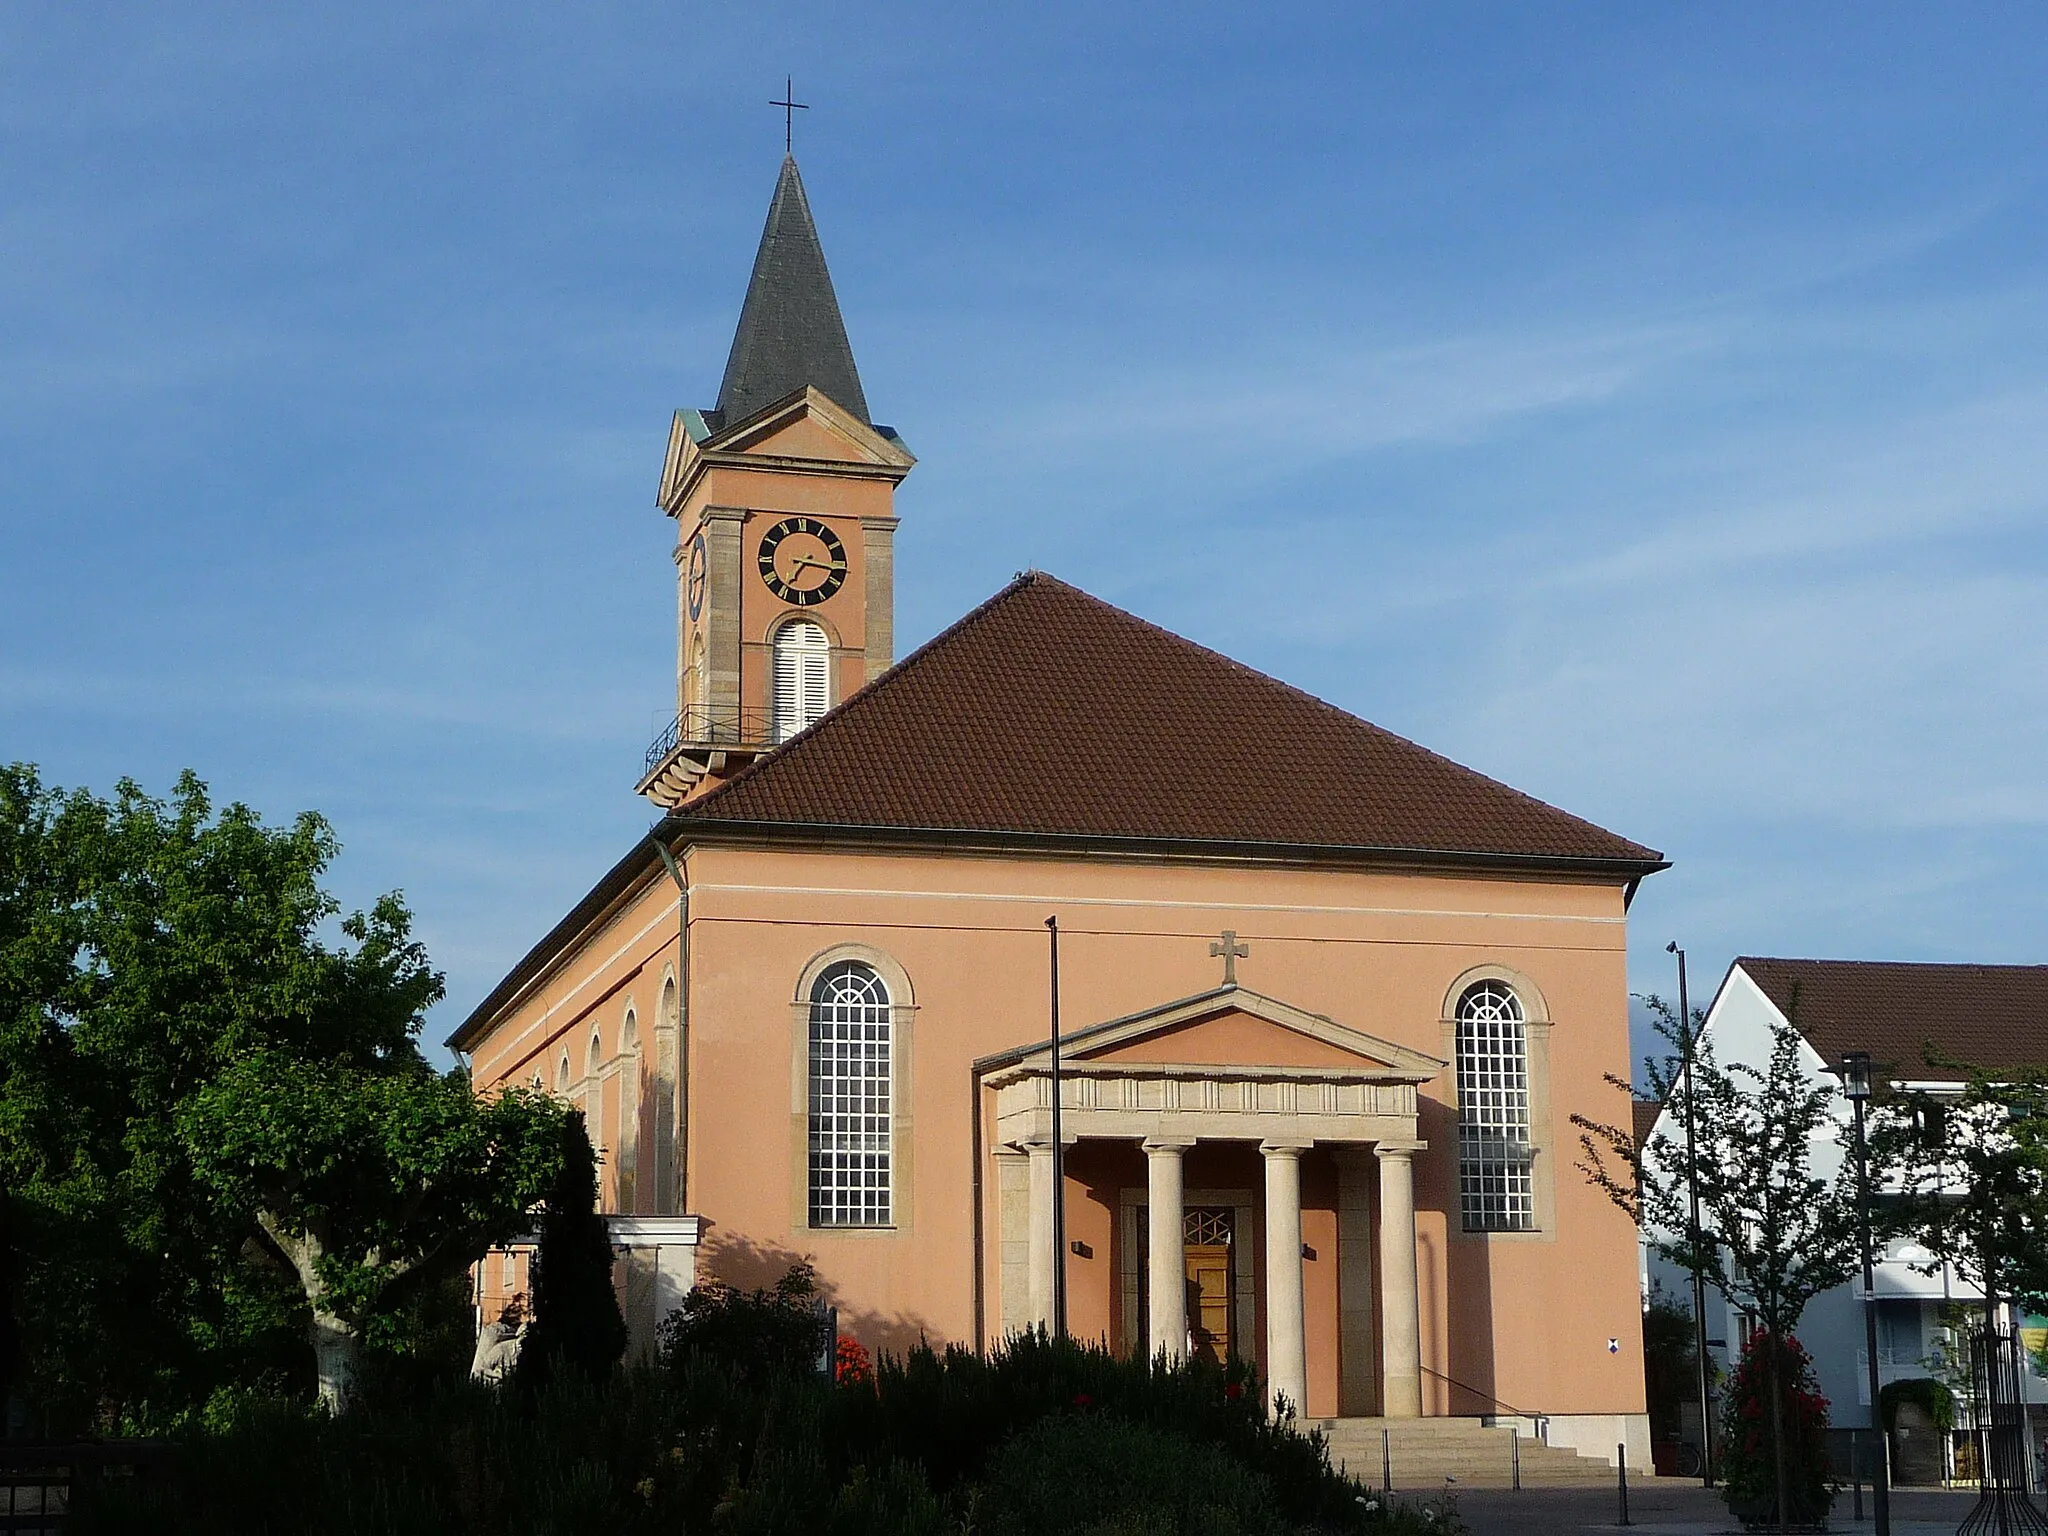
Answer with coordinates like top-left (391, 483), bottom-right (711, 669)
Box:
top-left (1261, 1140), bottom-right (1310, 1418)
top-left (1144, 1138), bottom-right (1193, 1361)
top-left (1377, 1140), bottom-right (1426, 1418)
top-left (1026, 1140), bottom-right (1056, 1332)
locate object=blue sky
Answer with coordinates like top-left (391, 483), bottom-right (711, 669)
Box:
top-left (4, 5), bottom-right (2044, 1070)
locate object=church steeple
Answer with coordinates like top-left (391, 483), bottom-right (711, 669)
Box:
top-left (640, 156), bottom-right (913, 811)
top-left (713, 156), bottom-right (870, 426)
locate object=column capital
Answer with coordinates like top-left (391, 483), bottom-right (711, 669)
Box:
top-left (1142, 1136), bottom-right (1197, 1154)
top-left (1259, 1138), bottom-right (1313, 1158)
top-left (1374, 1139), bottom-right (1427, 1161)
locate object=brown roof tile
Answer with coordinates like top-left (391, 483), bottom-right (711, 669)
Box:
top-left (1736, 957), bottom-right (2048, 1077)
top-left (1632, 1097), bottom-right (1664, 1149)
top-left (681, 573), bottom-right (1662, 869)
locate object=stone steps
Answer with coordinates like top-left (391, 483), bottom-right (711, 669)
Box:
top-left (1312, 1418), bottom-right (1627, 1490)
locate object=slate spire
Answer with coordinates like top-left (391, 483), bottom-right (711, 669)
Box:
top-left (714, 156), bottom-right (870, 425)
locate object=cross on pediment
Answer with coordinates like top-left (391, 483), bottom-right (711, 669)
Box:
top-left (1210, 930), bottom-right (1249, 986)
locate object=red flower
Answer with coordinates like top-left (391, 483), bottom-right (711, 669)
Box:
top-left (834, 1334), bottom-right (874, 1388)
top-left (1072, 1393), bottom-right (1093, 1409)
top-left (1224, 1382), bottom-right (1245, 1402)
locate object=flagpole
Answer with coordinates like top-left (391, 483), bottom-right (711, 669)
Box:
top-left (1046, 915), bottom-right (1066, 1339)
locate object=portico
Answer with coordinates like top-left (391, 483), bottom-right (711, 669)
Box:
top-left (981, 984), bottom-right (1444, 1419)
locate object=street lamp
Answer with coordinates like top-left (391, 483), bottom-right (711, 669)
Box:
top-left (1842, 1050), bottom-right (1891, 1536)
top-left (1667, 941), bottom-right (1715, 1488)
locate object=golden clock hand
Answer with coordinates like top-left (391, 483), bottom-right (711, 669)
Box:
top-left (790, 556), bottom-right (848, 573)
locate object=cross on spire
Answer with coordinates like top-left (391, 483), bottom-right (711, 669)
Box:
top-left (1210, 930), bottom-right (1249, 987)
top-left (770, 76), bottom-right (809, 154)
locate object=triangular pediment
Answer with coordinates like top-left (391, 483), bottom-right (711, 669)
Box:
top-left (660, 387), bottom-right (915, 510)
top-left (990, 985), bottom-right (1445, 1082)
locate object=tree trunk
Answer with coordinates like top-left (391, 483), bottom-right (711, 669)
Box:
top-left (311, 1307), bottom-right (361, 1416)
top-left (258, 1211), bottom-right (365, 1416)
top-left (1767, 1332), bottom-right (1788, 1533)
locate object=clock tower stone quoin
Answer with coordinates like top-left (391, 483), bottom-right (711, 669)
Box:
top-left (637, 155), bottom-right (916, 809)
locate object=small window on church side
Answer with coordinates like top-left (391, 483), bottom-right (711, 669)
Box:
top-left (808, 960), bottom-right (892, 1227)
top-left (772, 619), bottom-right (831, 742)
top-left (1456, 980), bottom-right (1535, 1232)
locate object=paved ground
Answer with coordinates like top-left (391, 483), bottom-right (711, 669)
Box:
top-left (1432, 1481), bottom-right (1993, 1535)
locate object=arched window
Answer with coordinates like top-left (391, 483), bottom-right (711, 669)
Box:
top-left (684, 637), bottom-right (706, 720)
top-left (771, 620), bottom-right (831, 742)
top-left (808, 961), bottom-right (892, 1226)
top-left (555, 1053), bottom-right (571, 1094)
top-left (622, 1006), bottom-right (639, 1055)
top-left (1455, 980), bottom-right (1534, 1232)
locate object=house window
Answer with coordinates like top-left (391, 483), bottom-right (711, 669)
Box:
top-left (1878, 1301), bottom-right (1925, 1366)
top-left (808, 961), bottom-right (892, 1227)
top-left (772, 620), bottom-right (831, 742)
top-left (1456, 979), bottom-right (1535, 1232)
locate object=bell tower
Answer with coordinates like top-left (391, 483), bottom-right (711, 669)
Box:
top-left (639, 156), bottom-right (915, 808)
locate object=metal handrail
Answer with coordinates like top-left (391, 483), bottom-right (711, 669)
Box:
top-left (644, 706), bottom-right (774, 769)
top-left (1419, 1362), bottom-right (1547, 1427)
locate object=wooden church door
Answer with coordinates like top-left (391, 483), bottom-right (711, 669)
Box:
top-left (1183, 1207), bottom-right (1235, 1365)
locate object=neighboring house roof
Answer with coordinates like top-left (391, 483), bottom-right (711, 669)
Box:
top-left (1632, 1097), bottom-right (1662, 1150)
top-left (1736, 956), bottom-right (2048, 1077)
top-left (712, 155), bottom-right (869, 427)
top-left (680, 572), bottom-right (1665, 868)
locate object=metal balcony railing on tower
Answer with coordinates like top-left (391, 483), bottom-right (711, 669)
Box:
top-left (645, 706), bottom-right (774, 771)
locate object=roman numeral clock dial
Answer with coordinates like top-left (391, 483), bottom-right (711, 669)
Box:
top-left (757, 516), bottom-right (848, 606)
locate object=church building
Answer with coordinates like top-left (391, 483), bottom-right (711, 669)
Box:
top-left (451, 155), bottom-right (1668, 1467)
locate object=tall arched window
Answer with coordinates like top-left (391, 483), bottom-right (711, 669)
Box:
top-left (808, 961), bottom-right (892, 1226)
top-left (1455, 980), bottom-right (1534, 1232)
top-left (685, 637), bottom-right (706, 722)
top-left (772, 620), bottom-right (831, 742)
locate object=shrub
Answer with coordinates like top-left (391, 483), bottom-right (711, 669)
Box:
top-left (983, 1412), bottom-right (1290, 1536)
top-left (1878, 1375), bottom-right (1956, 1433)
top-left (1720, 1331), bottom-right (1831, 1529)
top-left (72, 1269), bottom-right (1447, 1534)
top-left (657, 1259), bottom-right (828, 1383)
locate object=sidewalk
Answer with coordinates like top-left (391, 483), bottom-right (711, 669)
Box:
top-left (1445, 1481), bottom-right (1989, 1535)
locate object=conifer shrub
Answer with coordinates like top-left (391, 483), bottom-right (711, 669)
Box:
top-left (514, 1112), bottom-right (626, 1391)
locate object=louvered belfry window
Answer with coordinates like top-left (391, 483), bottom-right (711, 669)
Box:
top-left (808, 961), bottom-right (892, 1227)
top-left (1456, 980), bottom-right (1535, 1231)
top-left (772, 619), bottom-right (831, 742)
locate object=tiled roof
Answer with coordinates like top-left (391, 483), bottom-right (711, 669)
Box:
top-left (713, 156), bottom-right (869, 426)
top-left (679, 572), bottom-right (1662, 869)
top-left (1736, 957), bottom-right (2048, 1077)
top-left (1632, 1098), bottom-right (1663, 1149)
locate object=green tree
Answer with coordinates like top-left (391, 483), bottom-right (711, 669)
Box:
top-left (1577, 1002), bottom-right (1860, 1528)
top-left (1878, 1071), bottom-right (2048, 1316)
top-left (0, 765), bottom-right (563, 1423)
top-left (182, 1056), bottom-right (563, 1413)
top-left (515, 1110), bottom-right (626, 1390)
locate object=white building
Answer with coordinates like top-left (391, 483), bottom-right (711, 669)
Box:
top-left (1641, 956), bottom-right (2048, 1476)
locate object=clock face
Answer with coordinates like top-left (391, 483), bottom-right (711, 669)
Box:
top-left (686, 532), bottom-right (707, 621)
top-left (756, 516), bottom-right (848, 606)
